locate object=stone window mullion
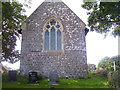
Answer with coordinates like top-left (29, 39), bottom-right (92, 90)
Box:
top-left (56, 27), bottom-right (57, 50)
top-left (49, 29), bottom-right (51, 50)
top-left (44, 18), bottom-right (63, 51)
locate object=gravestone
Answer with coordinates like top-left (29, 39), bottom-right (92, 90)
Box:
top-left (9, 70), bottom-right (17, 82)
top-left (48, 72), bottom-right (59, 85)
top-left (28, 71), bottom-right (39, 84)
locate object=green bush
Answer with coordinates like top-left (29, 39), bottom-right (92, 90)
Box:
top-left (2, 72), bottom-right (9, 82)
top-left (98, 56), bottom-right (110, 70)
top-left (107, 55), bottom-right (120, 88)
top-left (96, 69), bottom-right (108, 77)
top-left (38, 74), bottom-right (43, 80)
top-left (108, 71), bottom-right (120, 88)
top-left (17, 74), bottom-right (28, 84)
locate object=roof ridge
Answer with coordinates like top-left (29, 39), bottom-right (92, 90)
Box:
top-left (45, 0), bottom-right (62, 2)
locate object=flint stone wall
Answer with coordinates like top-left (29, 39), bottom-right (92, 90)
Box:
top-left (20, 2), bottom-right (88, 78)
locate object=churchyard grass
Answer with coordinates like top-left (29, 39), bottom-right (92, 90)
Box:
top-left (2, 73), bottom-right (109, 88)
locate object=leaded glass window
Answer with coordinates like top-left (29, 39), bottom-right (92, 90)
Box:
top-left (44, 18), bottom-right (63, 51)
top-left (44, 30), bottom-right (49, 50)
top-left (50, 27), bottom-right (56, 50)
top-left (57, 30), bottom-right (62, 50)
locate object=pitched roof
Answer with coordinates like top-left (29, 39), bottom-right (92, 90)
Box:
top-left (45, 0), bottom-right (62, 2)
top-left (26, 0), bottom-right (86, 26)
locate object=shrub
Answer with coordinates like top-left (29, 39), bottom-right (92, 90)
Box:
top-left (96, 69), bottom-right (108, 77)
top-left (108, 71), bottom-right (120, 88)
top-left (98, 56), bottom-right (110, 70)
top-left (2, 72), bottom-right (9, 82)
top-left (17, 74), bottom-right (28, 84)
top-left (38, 74), bottom-right (42, 80)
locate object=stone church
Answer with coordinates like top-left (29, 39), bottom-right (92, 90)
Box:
top-left (20, 0), bottom-right (88, 78)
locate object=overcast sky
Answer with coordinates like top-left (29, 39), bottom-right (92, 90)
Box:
top-left (2, 0), bottom-right (118, 69)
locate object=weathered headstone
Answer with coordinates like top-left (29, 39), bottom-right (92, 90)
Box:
top-left (48, 72), bottom-right (59, 85)
top-left (28, 71), bottom-right (39, 84)
top-left (9, 70), bottom-right (17, 82)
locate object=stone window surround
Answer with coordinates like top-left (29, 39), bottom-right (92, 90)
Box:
top-left (43, 17), bottom-right (64, 52)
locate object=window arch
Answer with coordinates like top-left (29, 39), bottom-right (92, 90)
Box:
top-left (43, 18), bottom-right (63, 51)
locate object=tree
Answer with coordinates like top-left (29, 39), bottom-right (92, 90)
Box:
top-left (2, 1), bottom-right (27, 63)
top-left (0, 33), bottom-right (2, 61)
top-left (107, 55), bottom-right (120, 71)
top-left (82, 1), bottom-right (120, 37)
top-left (98, 56), bottom-right (110, 70)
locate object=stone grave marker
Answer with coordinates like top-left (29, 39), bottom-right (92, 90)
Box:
top-left (48, 72), bottom-right (59, 85)
top-left (9, 70), bottom-right (17, 82)
top-left (28, 71), bottom-right (39, 84)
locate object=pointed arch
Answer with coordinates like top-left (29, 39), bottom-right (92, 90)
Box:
top-left (43, 17), bottom-right (63, 51)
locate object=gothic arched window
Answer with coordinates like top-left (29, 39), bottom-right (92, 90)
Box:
top-left (44, 18), bottom-right (63, 51)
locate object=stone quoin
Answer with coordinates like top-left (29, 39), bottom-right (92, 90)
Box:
top-left (20, 0), bottom-right (88, 78)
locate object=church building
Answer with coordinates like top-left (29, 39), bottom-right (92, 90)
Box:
top-left (20, 0), bottom-right (88, 78)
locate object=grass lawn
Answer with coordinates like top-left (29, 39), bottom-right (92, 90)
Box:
top-left (2, 73), bottom-right (109, 88)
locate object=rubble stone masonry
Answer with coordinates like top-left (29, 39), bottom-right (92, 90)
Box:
top-left (20, 1), bottom-right (88, 78)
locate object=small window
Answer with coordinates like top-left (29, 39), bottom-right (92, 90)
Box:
top-left (44, 18), bottom-right (63, 51)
